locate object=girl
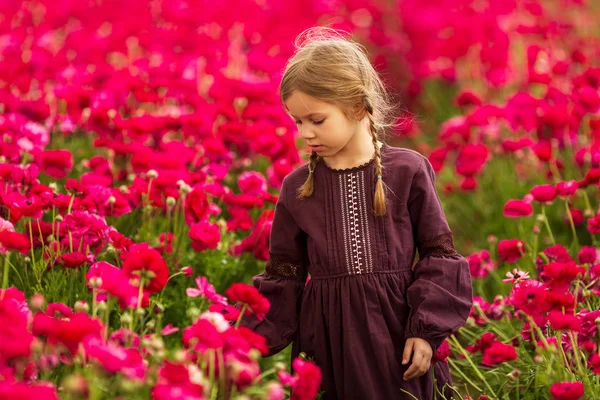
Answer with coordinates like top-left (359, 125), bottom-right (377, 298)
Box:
top-left (240, 27), bottom-right (473, 400)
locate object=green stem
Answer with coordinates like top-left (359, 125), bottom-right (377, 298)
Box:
top-left (564, 200), bottom-right (580, 249)
top-left (448, 335), bottom-right (498, 398)
top-left (234, 304), bottom-right (248, 329)
top-left (1, 253), bottom-right (9, 291)
top-left (541, 205), bottom-right (556, 245)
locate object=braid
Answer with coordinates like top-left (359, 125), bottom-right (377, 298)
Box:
top-left (297, 151), bottom-right (320, 199)
top-left (365, 101), bottom-right (386, 216)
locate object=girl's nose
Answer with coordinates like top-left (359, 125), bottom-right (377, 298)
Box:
top-left (299, 125), bottom-right (316, 140)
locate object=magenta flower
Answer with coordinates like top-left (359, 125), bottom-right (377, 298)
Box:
top-left (186, 276), bottom-right (227, 305)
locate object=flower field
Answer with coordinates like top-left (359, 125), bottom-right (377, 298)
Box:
top-left (1, 0), bottom-right (600, 399)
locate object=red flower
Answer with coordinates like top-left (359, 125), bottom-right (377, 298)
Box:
top-left (188, 221), bottom-right (221, 252)
top-left (182, 318), bottom-right (224, 352)
top-left (0, 293), bottom-right (33, 364)
top-left (587, 214), bottom-right (600, 235)
top-left (290, 358), bottom-right (322, 400)
top-left (556, 181), bottom-right (578, 197)
top-left (589, 353), bottom-right (600, 374)
top-left (578, 246), bottom-right (598, 264)
top-left (32, 312), bottom-right (103, 354)
top-left (540, 262), bottom-right (586, 292)
top-left (209, 303), bottom-right (241, 322)
top-left (0, 230), bottom-right (31, 254)
top-left (550, 381), bottom-right (585, 400)
top-left (498, 239), bottom-right (526, 263)
top-left (122, 243), bottom-right (169, 293)
top-left (432, 339), bottom-right (451, 364)
top-left (530, 184), bottom-right (557, 204)
top-left (548, 311), bottom-right (582, 332)
top-left (41, 149), bottom-right (73, 179)
top-left (152, 362), bottom-right (204, 400)
top-left (503, 200), bottom-right (533, 218)
top-left (226, 283), bottom-right (270, 321)
top-left (238, 171), bottom-right (267, 196)
top-left (481, 341), bottom-right (518, 366)
top-left (184, 186), bottom-right (210, 225)
top-left (56, 252), bottom-right (91, 269)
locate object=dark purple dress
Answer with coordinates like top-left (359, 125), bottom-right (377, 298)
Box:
top-left (240, 144), bottom-right (473, 399)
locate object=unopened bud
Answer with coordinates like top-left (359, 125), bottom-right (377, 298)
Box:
top-left (135, 308), bottom-right (146, 317)
top-left (29, 293), bottom-right (45, 311)
top-left (108, 196), bottom-right (116, 205)
top-left (166, 196), bottom-right (176, 207)
top-left (147, 169), bottom-right (158, 179)
top-left (89, 277), bottom-right (103, 289)
top-left (55, 215), bottom-right (63, 222)
top-left (74, 301), bottom-right (89, 313)
top-left (121, 313), bottom-right (132, 324)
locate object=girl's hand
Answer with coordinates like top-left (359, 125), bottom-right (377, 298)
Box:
top-left (402, 337), bottom-right (433, 381)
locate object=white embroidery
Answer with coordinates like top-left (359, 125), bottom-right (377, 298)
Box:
top-left (340, 171), bottom-right (373, 275)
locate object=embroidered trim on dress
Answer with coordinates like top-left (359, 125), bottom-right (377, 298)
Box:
top-left (418, 232), bottom-right (458, 258)
top-left (339, 171), bottom-right (373, 275)
top-left (265, 254), bottom-right (307, 281)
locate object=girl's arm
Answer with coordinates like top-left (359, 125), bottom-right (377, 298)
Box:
top-left (238, 176), bottom-right (309, 356)
top-left (404, 157), bottom-right (474, 355)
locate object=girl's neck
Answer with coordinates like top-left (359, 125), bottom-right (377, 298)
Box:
top-left (322, 131), bottom-right (382, 171)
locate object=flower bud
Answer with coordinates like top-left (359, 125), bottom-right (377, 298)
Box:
top-left (48, 182), bottom-right (58, 192)
top-left (584, 209), bottom-right (595, 218)
top-left (89, 277), bottom-right (103, 289)
top-left (74, 301), bottom-right (89, 313)
top-left (166, 196), bottom-right (176, 207)
top-left (29, 293), bottom-right (45, 311)
top-left (533, 354), bottom-right (543, 363)
top-left (273, 362), bottom-right (286, 373)
top-left (97, 301), bottom-right (108, 312)
top-left (135, 308), bottom-right (146, 317)
top-left (248, 348), bottom-right (261, 361)
top-left (62, 374), bottom-right (88, 397)
top-left (153, 303), bottom-right (165, 314)
top-left (147, 169), bottom-right (158, 179)
top-left (187, 307), bottom-right (200, 320)
top-left (146, 320), bottom-right (155, 330)
top-left (55, 215), bottom-right (63, 222)
top-left (181, 266), bottom-right (193, 276)
top-left (121, 313), bottom-right (133, 324)
top-left (108, 196), bottom-right (116, 205)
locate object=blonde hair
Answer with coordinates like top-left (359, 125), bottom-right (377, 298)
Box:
top-left (279, 27), bottom-right (400, 216)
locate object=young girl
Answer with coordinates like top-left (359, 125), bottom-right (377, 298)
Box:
top-left (240, 27), bottom-right (473, 400)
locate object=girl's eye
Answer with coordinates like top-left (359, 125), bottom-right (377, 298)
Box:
top-left (295, 119), bottom-right (325, 125)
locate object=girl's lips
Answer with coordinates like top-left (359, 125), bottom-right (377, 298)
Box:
top-left (309, 145), bottom-right (324, 151)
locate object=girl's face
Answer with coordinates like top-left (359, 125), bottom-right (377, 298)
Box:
top-left (284, 90), bottom-right (366, 158)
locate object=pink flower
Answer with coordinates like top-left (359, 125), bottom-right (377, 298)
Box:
top-left (578, 246), bottom-right (599, 264)
top-left (188, 221), bottom-right (221, 252)
top-left (556, 181), bottom-right (578, 197)
top-left (503, 200), bottom-right (533, 218)
top-left (587, 214), bottom-right (600, 235)
top-left (182, 319), bottom-right (224, 352)
top-left (550, 381), bottom-right (585, 400)
top-left (238, 171), bottom-right (267, 196)
top-left (161, 324), bottom-right (180, 336)
top-left (186, 276), bottom-right (227, 305)
top-left (530, 184), bottom-right (557, 204)
top-left (498, 239), bottom-right (526, 263)
top-left (481, 341), bottom-right (518, 366)
top-left (226, 283), bottom-right (270, 321)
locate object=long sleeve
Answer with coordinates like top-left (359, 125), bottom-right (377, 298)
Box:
top-left (404, 157), bottom-right (473, 355)
top-left (238, 176), bottom-right (309, 356)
